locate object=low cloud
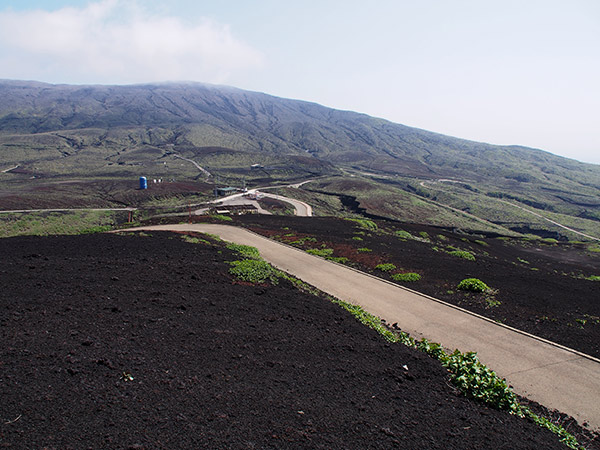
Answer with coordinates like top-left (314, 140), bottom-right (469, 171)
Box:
top-left (0, 0), bottom-right (264, 84)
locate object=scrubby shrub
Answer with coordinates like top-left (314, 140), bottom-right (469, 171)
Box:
top-left (392, 272), bottom-right (421, 282)
top-left (395, 230), bottom-right (414, 240)
top-left (375, 263), bottom-right (396, 272)
top-left (542, 238), bottom-right (558, 244)
top-left (448, 250), bottom-right (476, 261)
top-left (457, 278), bottom-right (490, 293)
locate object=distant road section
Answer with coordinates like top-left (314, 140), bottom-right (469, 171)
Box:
top-left (1, 165), bottom-right (19, 173)
top-left (260, 192), bottom-right (313, 217)
top-left (496, 199), bottom-right (600, 242)
top-left (421, 179), bottom-right (600, 241)
top-left (207, 180), bottom-right (314, 217)
top-left (172, 154), bottom-right (212, 178)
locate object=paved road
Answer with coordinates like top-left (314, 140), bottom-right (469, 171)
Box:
top-left (206, 184), bottom-right (313, 217)
top-left (118, 223), bottom-right (600, 432)
top-left (1, 164), bottom-right (19, 173)
top-left (259, 192), bottom-right (312, 216)
top-left (420, 179), bottom-right (599, 241)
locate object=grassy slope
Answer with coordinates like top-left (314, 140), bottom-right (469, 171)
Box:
top-left (1, 81), bottom-right (599, 239)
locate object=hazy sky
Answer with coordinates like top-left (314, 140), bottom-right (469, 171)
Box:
top-left (1, 0), bottom-right (599, 164)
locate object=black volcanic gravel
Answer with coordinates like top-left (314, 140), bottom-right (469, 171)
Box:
top-left (0, 232), bottom-right (577, 449)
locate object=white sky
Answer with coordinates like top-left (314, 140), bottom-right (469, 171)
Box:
top-left (1, 0), bottom-right (599, 164)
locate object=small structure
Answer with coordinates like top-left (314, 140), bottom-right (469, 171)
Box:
top-left (139, 176), bottom-right (147, 190)
top-left (209, 204), bottom-right (258, 215)
top-left (214, 186), bottom-right (239, 197)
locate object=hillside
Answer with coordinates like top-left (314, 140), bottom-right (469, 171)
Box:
top-left (1, 80), bottom-right (599, 238)
top-left (0, 230), bottom-right (583, 449)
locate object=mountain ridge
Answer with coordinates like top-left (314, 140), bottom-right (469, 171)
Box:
top-left (1, 79), bottom-right (591, 171)
top-left (1, 80), bottom-right (599, 236)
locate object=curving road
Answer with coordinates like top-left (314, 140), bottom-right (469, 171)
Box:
top-left (420, 179), bottom-right (600, 241)
top-left (259, 192), bottom-right (312, 217)
top-left (208, 181), bottom-right (314, 217)
top-left (117, 223), bottom-right (600, 432)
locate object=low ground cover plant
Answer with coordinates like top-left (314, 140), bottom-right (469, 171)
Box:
top-left (228, 259), bottom-right (280, 284)
top-left (305, 247), bottom-right (348, 264)
top-left (395, 230), bottom-right (414, 240)
top-left (306, 247), bottom-right (334, 257)
top-left (210, 214), bottom-right (233, 222)
top-left (226, 243), bottom-right (261, 259)
top-left (375, 263), bottom-right (396, 272)
top-left (457, 278), bottom-right (490, 293)
top-left (290, 236), bottom-right (317, 245)
top-left (448, 249), bottom-right (476, 261)
top-left (181, 235), bottom-right (210, 245)
top-left (0, 210), bottom-right (116, 237)
top-left (346, 218), bottom-right (377, 231)
top-left (392, 272), bottom-right (421, 282)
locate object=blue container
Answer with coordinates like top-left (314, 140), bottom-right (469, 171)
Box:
top-left (139, 176), bottom-right (147, 190)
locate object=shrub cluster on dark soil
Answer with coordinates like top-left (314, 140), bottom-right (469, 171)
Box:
top-left (233, 215), bottom-right (600, 359)
top-left (0, 232), bottom-right (581, 449)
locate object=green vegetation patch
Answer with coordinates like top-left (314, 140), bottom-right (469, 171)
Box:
top-left (541, 238), bottom-right (558, 244)
top-left (395, 230), bottom-right (414, 240)
top-left (226, 243), bottom-right (261, 259)
top-left (391, 272), bottom-right (421, 282)
top-left (448, 250), bottom-right (476, 261)
top-left (228, 259), bottom-right (280, 284)
top-left (327, 256), bottom-right (349, 264)
top-left (375, 263), bottom-right (396, 272)
top-left (0, 210), bottom-right (117, 237)
top-left (305, 247), bottom-right (348, 264)
top-left (584, 275), bottom-right (600, 282)
top-left (357, 247), bottom-right (372, 252)
top-left (457, 278), bottom-right (490, 293)
top-left (346, 218), bottom-right (378, 231)
top-left (181, 235), bottom-right (210, 245)
top-left (289, 236), bottom-right (317, 245)
top-left (210, 214), bottom-right (233, 222)
top-left (306, 247), bottom-right (334, 257)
